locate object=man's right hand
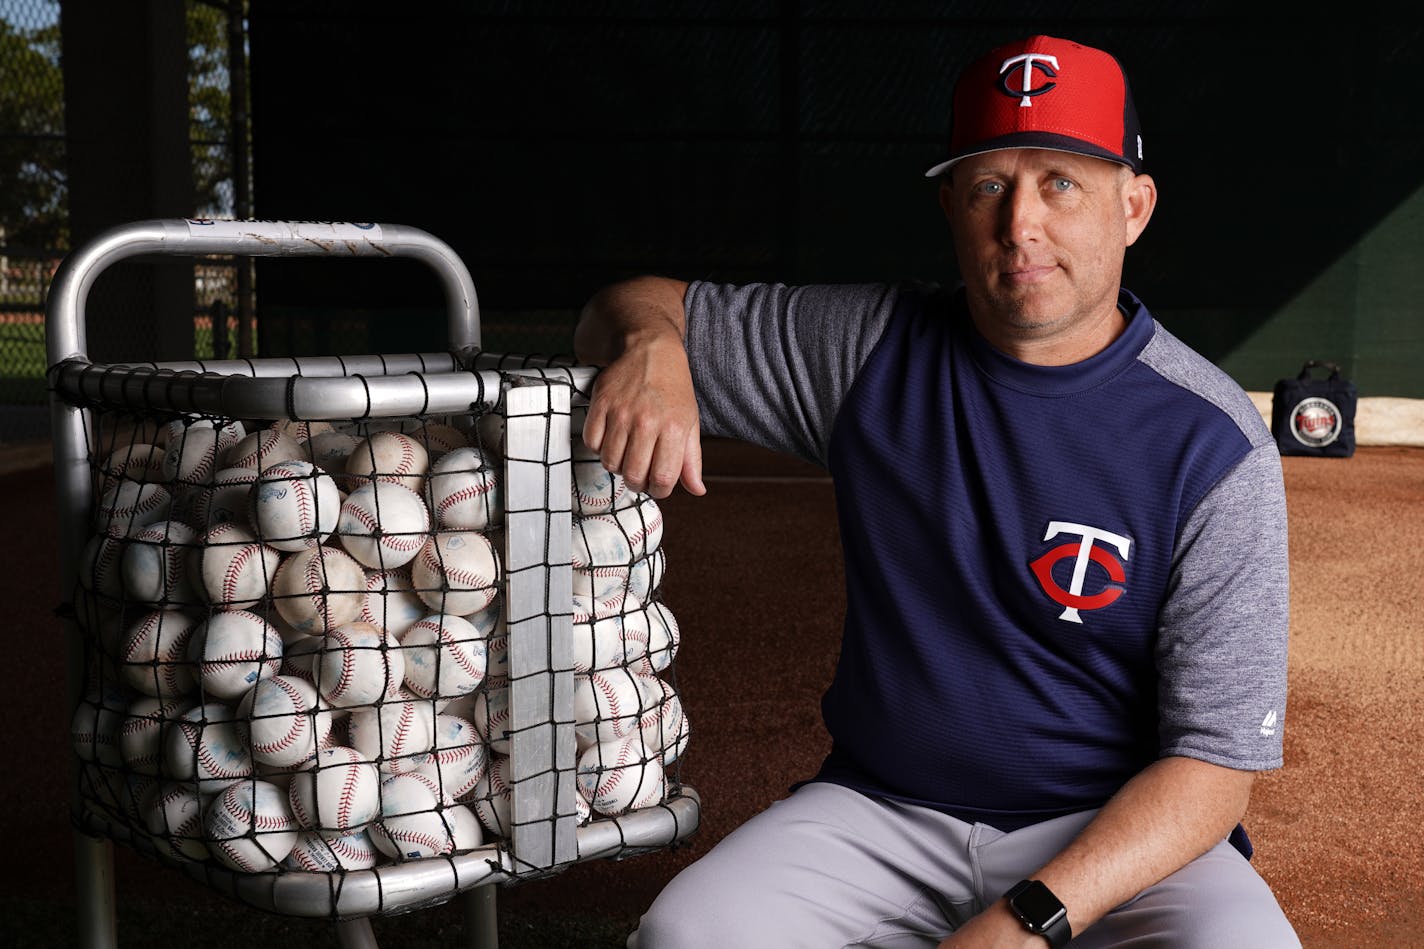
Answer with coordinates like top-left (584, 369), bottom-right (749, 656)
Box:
top-left (574, 277), bottom-right (706, 500)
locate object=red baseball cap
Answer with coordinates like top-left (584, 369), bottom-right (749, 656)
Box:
top-left (925, 35), bottom-right (1143, 177)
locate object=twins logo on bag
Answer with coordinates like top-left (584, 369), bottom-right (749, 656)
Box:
top-left (1289, 397), bottom-right (1343, 448)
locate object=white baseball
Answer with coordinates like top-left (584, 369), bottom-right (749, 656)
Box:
top-left (77, 533), bottom-right (127, 603)
top-left (571, 496), bottom-right (664, 572)
top-left (335, 481), bottom-right (431, 569)
top-left (270, 545), bottom-right (368, 635)
top-left (470, 754), bottom-right (512, 837)
top-left (361, 568), bottom-right (429, 637)
top-left (572, 457), bottom-right (630, 515)
top-left (573, 667), bottom-right (659, 746)
top-left (162, 419), bottom-right (245, 487)
top-left (144, 780), bottom-right (209, 862)
top-left (205, 779), bottom-right (299, 872)
top-left (400, 614), bottom-right (489, 702)
top-left (414, 713), bottom-right (488, 804)
top-left (99, 442), bottom-right (166, 490)
top-left (576, 734), bottom-right (667, 817)
top-left (306, 430), bottom-right (360, 473)
top-left (189, 610), bottom-right (283, 700)
top-left (571, 592), bottom-right (650, 674)
top-left (268, 419), bottom-right (333, 443)
top-left (250, 460), bottom-right (341, 552)
top-left (120, 609), bottom-right (200, 698)
top-left (279, 632), bottom-right (323, 683)
top-left (120, 519), bottom-right (199, 607)
top-left (425, 447), bottom-right (501, 531)
top-left (442, 803), bottom-right (485, 852)
top-left (120, 695), bottom-right (187, 776)
top-left (286, 744), bottom-right (381, 835)
top-left (411, 421), bottom-right (470, 459)
top-left (636, 674), bottom-right (690, 765)
top-left (95, 480), bottom-right (173, 538)
top-left (470, 686), bottom-right (511, 756)
top-left (221, 429), bottom-right (304, 473)
top-left (345, 431), bottom-right (429, 495)
top-left (180, 466), bottom-right (260, 533)
top-left (163, 701), bottom-right (253, 795)
top-left (347, 695), bottom-right (436, 774)
top-left (411, 530), bottom-right (500, 616)
top-left (236, 673), bottom-right (334, 768)
top-left (635, 599), bottom-right (681, 675)
top-left (198, 522), bottom-right (282, 610)
top-left (313, 621), bottom-right (405, 708)
top-left (71, 685), bottom-right (126, 767)
top-left (369, 771), bottom-right (453, 860)
top-left (283, 828), bottom-right (380, 871)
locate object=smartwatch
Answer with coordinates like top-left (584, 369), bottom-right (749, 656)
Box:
top-left (1004, 879), bottom-right (1072, 948)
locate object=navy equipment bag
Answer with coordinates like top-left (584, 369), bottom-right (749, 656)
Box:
top-left (1271, 360), bottom-right (1357, 458)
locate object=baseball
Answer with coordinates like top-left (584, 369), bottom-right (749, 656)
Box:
top-left (306, 429), bottom-right (360, 473)
top-left (413, 713), bottom-right (488, 804)
top-left (313, 621), bottom-right (405, 708)
top-left (361, 568), bottom-right (429, 638)
top-left (121, 519), bottom-right (200, 607)
top-left (470, 753), bottom-right (512, 838)
top-left (77, 533), bottom-right (127, 604)
top-left (335, 481), bottom-right (431, 570)
top-left (283, 828), bottom-right (381, 871)
top-left (347, 694), bottom-right (436, 774)
top-left (636, 599), bottom-right (682, 675)
top-left (400, 613), bottom-right (489, 703)
top-left (71, 684), bottom-right (126, 767)
top-left (270, 545), bottom-right (368, 635)
top-left (571, 592), bottom-right (651, 675)
top-left (236, 673), bottom-right (334, 769)
top-left (119, 609), bottom-right (200, 699)
top-left (198, 522), bottom-right (283, 610)
top-left (162, 419), bottom-right (245, 488)
top-left (205, 778), bottom-right (299, 873)
top-left (571, 495), bottom-right (664, 572)
top-left (470, 686), bottom-right (511, 756)
top-left (411, 421), bottom-right (470, 459)
top-left (573, 667), bottom-right (659, 747)
top-left (221, 428), bottom-right (305, 473)
top-left (163, 701), bottom-right (253, 795)
top-left (286, 744), bottom-right (381, 836)
top-left (144, 780), bottom-right (209, 862)
top-left (98, 442), bottom-right (166, 491)
top-left (188, 609), bottom-right (283, 700)
top-left (576, 733), bottom-right (667, 817)
top-left (268, 419), bottom-right (333, 443)
top-left (425, 446), bottom-right (501, 531)
top-left (572, 457), bottom-right (631, 515)
top-left (442, 803), bottom-right (485, 853)
top-left (120, 695), bottom-right (187, 776)
top-left (179, 466), bottom-right (260, 533)
top-left (636, 674), bottom-right (690, 765)
top-left (250, 460), bottom-right (342, 552)
top-left (369, 771), bottom-right (453, 861)
top-left (345, 431), bottom-right (429, 495)
top-left (411, 530), bottom-right (501, 616)
top-left (95, 480), bottom-right (173, 538)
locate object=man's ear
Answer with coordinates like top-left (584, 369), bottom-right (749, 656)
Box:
top-left (1124, 173), bottom-right (1157, 247)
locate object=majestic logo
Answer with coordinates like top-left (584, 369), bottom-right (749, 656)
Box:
top-left (999, 52), bottom-right (1060, 107)
top-left (1030, 521), bottom-right (1131, 624)
top-left (1290, 397), bottom-right (1342, 448)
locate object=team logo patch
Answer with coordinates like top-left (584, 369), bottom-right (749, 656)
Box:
top-left (998, 52), bottom-right (1060, 107)
top-left (1030, 521), bottom-right (1132, 624)
top-left (1289, 396), bottom-right (1342, 448)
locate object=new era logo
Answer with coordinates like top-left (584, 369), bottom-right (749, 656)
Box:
top-left (1259, 710), bottom-right (1278, 737)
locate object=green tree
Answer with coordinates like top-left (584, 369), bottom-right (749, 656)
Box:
top-left (0, 15), bottom-right (67, 249)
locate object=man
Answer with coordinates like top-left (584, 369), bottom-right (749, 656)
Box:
top-left (575, 35), bottom-right (1299, 948)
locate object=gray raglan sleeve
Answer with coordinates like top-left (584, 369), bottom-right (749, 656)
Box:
top-left (1156, 440), bottom-right (1291, 771)
top-left (681, 281), bottom-right (902, 467)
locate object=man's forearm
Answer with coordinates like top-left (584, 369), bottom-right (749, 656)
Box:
top-left (574, 275), bottom-right (690, 366)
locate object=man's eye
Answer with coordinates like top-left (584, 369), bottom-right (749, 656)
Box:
top-left (1051, 178), bottom-right (1075, 192)
top-left (977, 181), bottom-right (1005, 195)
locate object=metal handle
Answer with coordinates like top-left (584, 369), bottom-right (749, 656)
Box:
top-left (45, 218), bottom-right (480, 366)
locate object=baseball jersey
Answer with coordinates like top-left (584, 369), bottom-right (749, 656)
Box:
top-left (682, 280), bottom-right (1290, 832)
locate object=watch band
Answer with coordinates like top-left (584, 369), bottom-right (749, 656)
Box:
top-left (1005, 879), bottom-right (1072, 948)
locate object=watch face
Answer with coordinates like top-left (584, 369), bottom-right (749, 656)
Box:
top-left (1012, 881), bottom-right (1065, 927)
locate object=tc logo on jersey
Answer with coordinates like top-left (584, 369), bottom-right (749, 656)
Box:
top-left (1029, 521), bottom-right (1132, 624)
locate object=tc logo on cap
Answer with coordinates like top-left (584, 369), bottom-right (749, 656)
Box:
top-left (999, 53), bottom-right (1060, 107)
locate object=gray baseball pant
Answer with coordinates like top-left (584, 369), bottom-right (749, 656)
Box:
top-left (628, 781), bottom-right (1300, 948)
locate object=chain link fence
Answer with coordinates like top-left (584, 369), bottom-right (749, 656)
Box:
top-left (0, 0), bottom-right (253, 445)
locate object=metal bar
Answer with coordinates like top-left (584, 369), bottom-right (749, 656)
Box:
top-left (463, 885), bottom-right (499, 949)
top-left (503, 379), bottom-right (578, 873)
top-left (44, 218), bottom-right (480, 366)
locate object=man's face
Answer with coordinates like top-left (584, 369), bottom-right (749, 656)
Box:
top-left (940, 148), bottom-right (1155, 362)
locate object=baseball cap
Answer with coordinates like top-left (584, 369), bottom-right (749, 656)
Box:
top-left (924, 35), bottom-right (1143, 177)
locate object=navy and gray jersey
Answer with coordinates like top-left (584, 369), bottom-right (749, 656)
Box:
top-left (682, 280), bottom-right (1290, 831)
